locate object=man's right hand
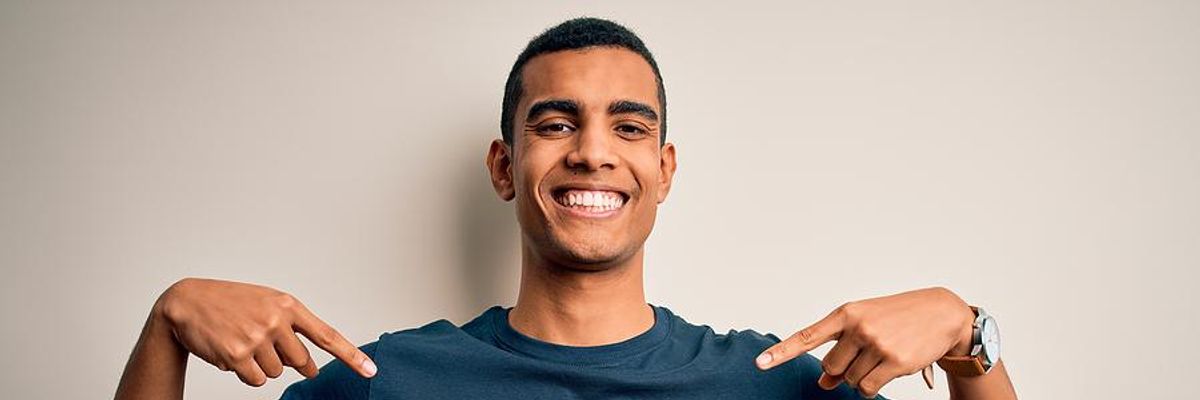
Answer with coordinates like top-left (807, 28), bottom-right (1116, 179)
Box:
top-left (152, 277), bottom-right (377, 386)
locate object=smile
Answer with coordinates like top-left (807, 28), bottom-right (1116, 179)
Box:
top-left (553, 189), bottom-right (627, 217)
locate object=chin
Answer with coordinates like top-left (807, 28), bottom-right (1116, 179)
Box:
top-left (545, 236), bottom-right (632, 271)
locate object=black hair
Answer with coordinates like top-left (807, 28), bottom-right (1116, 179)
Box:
top-left (500, 17), bottom-right (667, 145)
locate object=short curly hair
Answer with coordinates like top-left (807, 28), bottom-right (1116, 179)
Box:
top-left (500, 17), bottom-right (667, 145)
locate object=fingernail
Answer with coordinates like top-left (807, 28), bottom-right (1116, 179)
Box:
top-left (756, 352), bottom-right (773, 368)
top-left (361, 358), bottom-right (377, 377)
top-left (818, 374), bottom-right (837, 390)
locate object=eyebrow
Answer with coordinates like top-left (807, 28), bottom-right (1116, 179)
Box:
top-left (524, 99), bottom-right (660, 124)
top-left (608, 100), bottom-right (659, 123)
top-left (525, 99), bottom-right (579, 123)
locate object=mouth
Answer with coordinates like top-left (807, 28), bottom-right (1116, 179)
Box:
top-left (550, 185), bottom-right (630, 218)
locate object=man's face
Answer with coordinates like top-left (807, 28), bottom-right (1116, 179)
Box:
top-left (487, 47), bottom-right (677, 270)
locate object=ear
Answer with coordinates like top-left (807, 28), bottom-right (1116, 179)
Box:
top-left (486, 139), bottom-right (516, 201)
top-left (656, 142), bottom-right (677, 204)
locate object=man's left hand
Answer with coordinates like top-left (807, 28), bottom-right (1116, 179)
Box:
top-left (755, 287), bottom-right (976, 398)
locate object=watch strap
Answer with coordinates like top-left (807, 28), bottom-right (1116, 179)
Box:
top-left (937, 355), bottom-right (987, 376)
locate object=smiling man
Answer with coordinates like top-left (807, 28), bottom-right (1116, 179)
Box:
top-left (115, 18), bottom-right (1017, 399)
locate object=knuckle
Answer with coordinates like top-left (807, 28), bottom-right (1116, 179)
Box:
top-left (262, 312), bottom-right (285, 331)
top-left (795, 328), bottom-right (815, 344)
top-left (828, 367), bottom-right (846, 377)
top-left (313, 327), bottom-right (337, 346)
top-left (772, 343), bottom-right (790, 359)
top-left (825, 361), bottom-right (846, 376)
top-left (224, 344), bottom-right (252, 362)
top-left (275, 293), bottom-right (299, 310)
top-left (860, 378), bottom-right (880, 395)
top-left (283, 351), bottom-right (310, 367)
top-left (789, 328), bottom-right (816, 346)
top-left (246, 329), bottom-right (269, 347)
top-left (832, 303), bottom-right (849, 319)
top-left (855, 326), bottom-right (877, 344)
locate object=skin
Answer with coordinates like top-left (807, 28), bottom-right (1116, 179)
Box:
top-left (114, 278), bottom-right (376, 399)
top-left (114, 47), bottom-right (1016, 400)
top-left (486, 47), bottom-right (674, 345)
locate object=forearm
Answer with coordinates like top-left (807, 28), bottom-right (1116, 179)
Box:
top-left (947, 360), bottom-right (1016, 400)
top-left (114, 306), bottom-right (188, 400)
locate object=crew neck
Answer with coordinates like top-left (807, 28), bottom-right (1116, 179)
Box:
top-left (489, 304), bottom-right (672, 367)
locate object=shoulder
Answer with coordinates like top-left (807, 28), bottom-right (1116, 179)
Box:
top-left (661, 306), bottom-right (785, 353)
top-left (374, 307), bottom-right (502, 353)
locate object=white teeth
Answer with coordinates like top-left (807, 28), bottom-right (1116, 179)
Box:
top-left (557, 190), bottom-right (625, 212)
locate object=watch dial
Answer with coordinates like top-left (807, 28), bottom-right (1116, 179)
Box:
top-left (981, 317), bottom-right (1000, 365)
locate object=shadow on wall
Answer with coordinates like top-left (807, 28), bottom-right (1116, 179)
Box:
top-left (453, 132), bottom-right (521, 315)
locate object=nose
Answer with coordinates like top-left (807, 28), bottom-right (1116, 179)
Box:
top-left (565, 124), bottom-right (618, 172)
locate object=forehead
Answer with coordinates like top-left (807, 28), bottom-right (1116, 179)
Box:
top-left (519, 47), bottom-right (659, 113)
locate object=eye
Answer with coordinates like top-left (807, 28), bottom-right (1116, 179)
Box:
top-left (615, 124), bottom-right (647, 137)
top-left (537, 123), bottom-right (575, 135)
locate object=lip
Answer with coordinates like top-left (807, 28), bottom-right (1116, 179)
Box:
top-left (548, 182), bottom-right (631, 219)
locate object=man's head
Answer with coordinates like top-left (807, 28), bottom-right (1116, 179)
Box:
top-left (486, 18), bottom-right (677, 271)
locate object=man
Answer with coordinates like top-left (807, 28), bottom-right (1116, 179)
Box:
top-left (115, 18), bottom-right (1017, 399)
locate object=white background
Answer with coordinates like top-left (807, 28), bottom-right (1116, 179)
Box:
top-left (2, 1), bottom-right (1197, 399)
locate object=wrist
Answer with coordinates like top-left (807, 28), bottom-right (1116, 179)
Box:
top-left (149, 280), bottom-right (191, 349)
top-left (946, 305), bottom-right (976, 357)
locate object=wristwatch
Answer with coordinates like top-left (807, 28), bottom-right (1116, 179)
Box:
top-left (936, 306), bottom-right (1000, 377)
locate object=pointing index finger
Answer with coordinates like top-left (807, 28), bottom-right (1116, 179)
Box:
top-left (756, 308), bottom-right (846, 370)
top-left (291, 304), bottom-right (378, 379)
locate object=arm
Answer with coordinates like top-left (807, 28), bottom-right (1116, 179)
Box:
top-left (114, 278), bottom-right (377, 400)
top-left (756, 287), bottom-right (1017, 400)
top-left (114, 303), bottom-right (189, 400)
top-left (948, 360), bottom-right (1016, 400)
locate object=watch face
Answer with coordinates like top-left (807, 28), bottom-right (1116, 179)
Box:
top-left (980, 316), bottom-right (1000, 366)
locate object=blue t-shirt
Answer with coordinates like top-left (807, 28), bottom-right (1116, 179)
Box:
top-left (281, 305), bottom-right (878, 399)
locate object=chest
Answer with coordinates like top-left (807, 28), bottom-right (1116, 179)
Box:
top-left (367, 357), bottom-right (802, 400)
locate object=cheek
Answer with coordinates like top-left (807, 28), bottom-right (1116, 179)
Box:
top-left (513, 157), bottom-right (553, 207)
top-left (630, 153), bottom-right (663, 201)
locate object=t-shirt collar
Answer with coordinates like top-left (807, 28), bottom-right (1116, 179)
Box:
top-left (490, 304), bottom-right (672, 367)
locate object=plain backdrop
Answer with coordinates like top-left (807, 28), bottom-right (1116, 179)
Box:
top-left (2, 1), bottom-right (1197, 399)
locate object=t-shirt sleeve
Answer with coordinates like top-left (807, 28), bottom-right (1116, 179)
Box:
top-left (789, 352), bottom-right (889, 400)
top-left (279, 341), bottom-right (379, 400)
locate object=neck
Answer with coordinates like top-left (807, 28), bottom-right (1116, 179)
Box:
top-left (508, 245), bottom-right (654, 347)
